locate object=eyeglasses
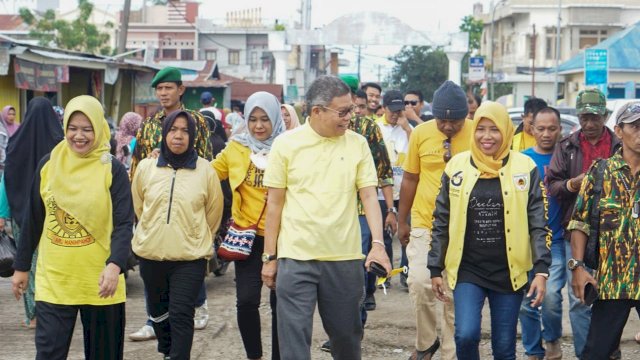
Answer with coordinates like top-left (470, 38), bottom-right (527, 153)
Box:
top-left (443, 138), bottom-right (452, 163)
top-left (404, 100), bottom-right (418, 106)
top-left (321, 105), bottom-right (355, 118)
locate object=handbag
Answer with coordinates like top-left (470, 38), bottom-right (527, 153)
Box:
top-left (217, 199), bottom-right (267, 261)
top-left (0, 230), bottom-right (17, 278)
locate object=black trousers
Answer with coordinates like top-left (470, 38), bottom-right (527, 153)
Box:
top-left (35, 301), bottom-right (125, 360)
top-left (138, 257), bottom-right (206, 360)
top-left (581, 299), bottom-right (640, 360)
top-left (235, 235), bottom-right (280, 360)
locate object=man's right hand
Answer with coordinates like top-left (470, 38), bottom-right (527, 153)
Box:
top-left (261, 261), bottom-right (278, 290)
top-left (569, 173), bottom-right (586, 192)
top-left (571, 266), bottom-right (597, 303)
top-left (398, 221), bottom-right (410, 247)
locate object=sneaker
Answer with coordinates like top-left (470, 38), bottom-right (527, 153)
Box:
top-left (129, 324), bottom-right (156, 341)
top-left (364, 293), bottom-right (376, 311)
top-left (400, 273), bottom-right (408, 289)
top-left (544, 339), bottom-right (562, 360)
top-left (194, 301), bottom-right (209, 330)
top-left (320, 340), bottom-right (331, 353)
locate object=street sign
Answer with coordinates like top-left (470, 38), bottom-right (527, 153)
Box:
top-left (585, 49), bottom-right (608, 86)
top-left (469, 56), bottom-right (485, 82)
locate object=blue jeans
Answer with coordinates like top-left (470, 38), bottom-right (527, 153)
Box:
top-left (359, 215), bottom-right (372, 326)
top-left (453, 282), bottom-right (523, 360)
top-left (519, 240), bottom-right (564, 357)
top-left (564, 240), bottom-right (592, 357)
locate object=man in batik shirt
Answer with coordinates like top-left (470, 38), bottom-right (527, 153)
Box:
top-left (567, 101), bottom-right (640, 360)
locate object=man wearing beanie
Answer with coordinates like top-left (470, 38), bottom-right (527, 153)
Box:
top-left (398, 80), bottom-right (472, 360)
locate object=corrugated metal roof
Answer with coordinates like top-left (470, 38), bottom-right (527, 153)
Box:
top-left (557, 21), bottom-right (640, 74)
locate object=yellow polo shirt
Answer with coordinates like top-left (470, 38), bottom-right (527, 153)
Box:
top-left (512, 131), bottom-right (536, 152)
top-left (402, 119), bottom-right (473, 229)
top-left (264, 122), bottom-right (378, 261)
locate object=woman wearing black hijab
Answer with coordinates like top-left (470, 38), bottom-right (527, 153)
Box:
top-left (131, 110), bottom-right (223, 359)
top-left (0, 96), bottom-right (63, 327)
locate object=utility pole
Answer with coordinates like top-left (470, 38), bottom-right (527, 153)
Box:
top-left (531, 24), bottom-right (536, 97)
top-left (553, 0), bottom-right (562, 104)
top-left (118, 0), bottom-right (132, 55)
top-left (112, 0), bottom-right (132, 123)
top-left (489, 0), bottom-right (507, 100)
top-left (356, 46), bottom-right (361, 81)
top-left (377, 64), bottom-right (382, 83)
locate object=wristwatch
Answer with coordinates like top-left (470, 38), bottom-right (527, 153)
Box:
top-left (387, 206), bottom-right (398, 215)
top-left (261, 253), bottom-right (277, 264)
top-left (567, 258), bottom-right (585, 271)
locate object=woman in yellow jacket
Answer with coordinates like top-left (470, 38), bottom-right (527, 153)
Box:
top-left (131, 110), bottom-right (223, 360)
top-left (428, 101), bottom-right (551, 360)
top-left (212, 91), bottom-right (286, 360)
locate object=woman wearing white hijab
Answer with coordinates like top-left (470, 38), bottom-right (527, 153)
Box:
top-left (212, 92), bottom-right (286, 360)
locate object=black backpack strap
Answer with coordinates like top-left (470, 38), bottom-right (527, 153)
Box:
top-left (585, 159), bottom-right (607, 269)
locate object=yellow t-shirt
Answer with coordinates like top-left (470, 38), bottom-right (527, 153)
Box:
top-left (512, 131), bottom-right (536, 152)
top-left (402, 119), bottom-right (473, 229)
top-left (36, 190), bottom-right (125, 305)
top-left (264, 122), bottom-right (378, 261)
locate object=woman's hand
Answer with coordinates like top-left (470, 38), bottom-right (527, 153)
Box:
top-left (98, 263), bottom-right (121, 298)
top-left (527, 274), bottom-right (547, 308)
top-left (431, 276), bottom-right (449, 302)
top-left (11, 270), bottom-right (29, 300)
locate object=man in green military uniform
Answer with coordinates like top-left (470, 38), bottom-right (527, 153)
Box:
top-left (129, 67), bottom-right (213, 342)
top-left (130, 67), bottom-right (213, 178)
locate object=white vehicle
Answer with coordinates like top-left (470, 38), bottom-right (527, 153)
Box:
top-left (508, 107), bottom-right (580, 137)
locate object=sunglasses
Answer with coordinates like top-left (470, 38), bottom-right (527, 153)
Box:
top-left (404, 100), bottom-right (418, 106)
top-left (443, 138), bottom-right (452, 163)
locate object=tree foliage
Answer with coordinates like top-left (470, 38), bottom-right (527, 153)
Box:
top-left (459, 15), bottom-right (483, 52)
top-left (388, 46), bottom-right (448, 102)
top-left (20, 0), bottom-right (112, 55)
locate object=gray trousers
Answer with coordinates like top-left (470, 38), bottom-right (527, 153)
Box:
top-left (276, 258), bottom-right (364, 360)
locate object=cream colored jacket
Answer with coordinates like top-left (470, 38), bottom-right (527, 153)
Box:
top-left (132, 157), bottom-right (223, 261)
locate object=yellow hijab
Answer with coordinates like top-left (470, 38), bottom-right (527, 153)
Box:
top-left (471, 101), bottom-right (514, 178)
top-left (44, 95), bottom-right (113, 244)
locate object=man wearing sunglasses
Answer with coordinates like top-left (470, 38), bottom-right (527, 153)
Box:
top-left (398, 80), bottom-right (473, 360)
top-left (404, 90), bottom-right (431, 125)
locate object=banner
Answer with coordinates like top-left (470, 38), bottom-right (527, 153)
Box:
top-left (14, 59), bottom-right (68, 92)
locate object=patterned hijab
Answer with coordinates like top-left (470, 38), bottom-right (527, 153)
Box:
top-left (231, 91), bottom-right (286, 153)
top-left (115, 112), bottom-right (142, 163)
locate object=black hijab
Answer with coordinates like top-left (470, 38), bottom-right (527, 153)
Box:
top-left (159, 110), bottom-right (198, 169)
top-left (5, 97), bottom-right (64, 226)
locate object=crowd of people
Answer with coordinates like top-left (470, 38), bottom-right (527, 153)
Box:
top-left (1, 66), bottom-right (640, 360)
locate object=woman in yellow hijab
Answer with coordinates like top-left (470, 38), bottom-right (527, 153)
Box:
top-left (11, 95), bottom-right (134, 360)
top-left (427, 101), bottom-right (551, 360)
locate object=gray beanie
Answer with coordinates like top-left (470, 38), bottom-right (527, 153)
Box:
top-left (431, 81), bottom-right (468, 120)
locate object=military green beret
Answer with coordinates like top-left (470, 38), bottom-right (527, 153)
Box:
top-left (151, 67), bottom-right (182, 88)
top-left (339, 75), bottom-right (360, 94)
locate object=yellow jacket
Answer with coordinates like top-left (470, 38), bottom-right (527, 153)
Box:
top-left (131, 157), bottom-right (223, 261)
top-left (211, 141), bottom-right (267, 232)
top-left (428, 151), bottom-right (551, 291)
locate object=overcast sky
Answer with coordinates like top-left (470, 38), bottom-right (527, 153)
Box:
top-left (58, 0), bottom-right (491, 82)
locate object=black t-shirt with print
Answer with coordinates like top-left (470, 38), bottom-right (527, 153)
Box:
top-left (458, 178), bottom-right (516, 293)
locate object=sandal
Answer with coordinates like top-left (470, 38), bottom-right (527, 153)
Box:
top-left (409, 338), bottom-right (440, 360)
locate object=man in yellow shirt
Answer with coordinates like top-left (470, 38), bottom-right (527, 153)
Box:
top-left (512, 98), bottom-right (548, 152)
top-left (261, 75), bottom-right (391, 360)
top-left (398, 80), bottom-right (473, 360)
